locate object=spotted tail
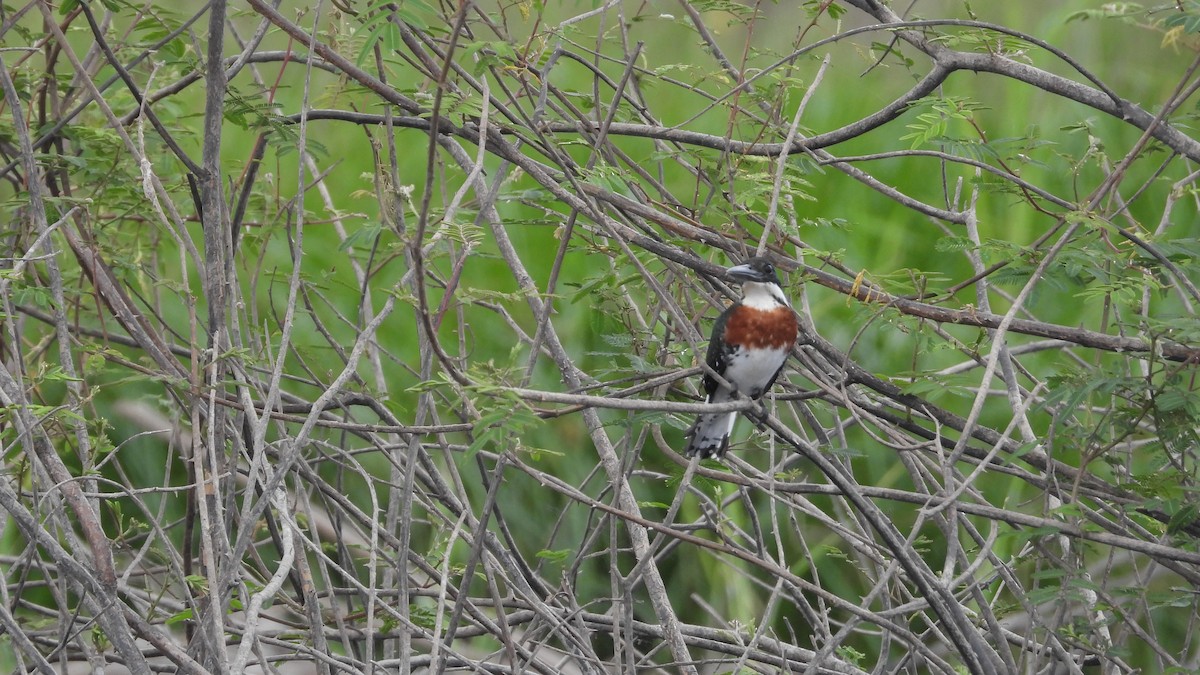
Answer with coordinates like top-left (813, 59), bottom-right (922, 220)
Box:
top-left (684, 390), bottom-right (737, 459)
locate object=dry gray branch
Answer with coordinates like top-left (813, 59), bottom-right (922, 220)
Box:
top-left (1, 2), bottom-right (1198, 674)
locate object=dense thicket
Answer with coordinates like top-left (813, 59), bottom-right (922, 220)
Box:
top-left (2, 1), bottom-right (1199, 673)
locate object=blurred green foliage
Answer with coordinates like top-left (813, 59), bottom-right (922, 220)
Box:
top-left (3, 0), bottom-right (1200, 670)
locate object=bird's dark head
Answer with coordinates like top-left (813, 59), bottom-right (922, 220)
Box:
top-left (726, 257), bottom-right (782, 286)
top-left (726, 257), bottom-right (790, 309)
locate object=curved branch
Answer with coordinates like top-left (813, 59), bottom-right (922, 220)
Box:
top-left (799, 264), bottom-right (1200, 363)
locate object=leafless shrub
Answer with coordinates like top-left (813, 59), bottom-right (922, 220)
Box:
top-left (1, 1), bottom-right (1199, 673)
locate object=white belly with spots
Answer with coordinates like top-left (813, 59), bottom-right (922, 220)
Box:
top-left (723, 346), bottom-right (788, 398)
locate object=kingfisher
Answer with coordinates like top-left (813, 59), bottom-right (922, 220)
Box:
top-left (684, 257), bottom-right (798, 459)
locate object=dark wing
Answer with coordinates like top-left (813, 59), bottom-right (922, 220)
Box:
top-left (700, 304), bottom-right (739, 400)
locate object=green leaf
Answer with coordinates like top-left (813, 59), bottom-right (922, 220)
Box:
top-left (1166, 502), bottom-right (1200, 535)
top-left (1065, 4), bottom-right (1142, 22)
top-left (535, 549), bottom-right (572, 564)
top-left (165, 608), bottom-right (194, 625)
top-left (355, 17), bottom-right (403, 68)
top-left (1164, 11), bottom-right (1200, 33)
top-left (935, 236), bottom-right (975, 253)
top-left (38, 365), bottom-right (83, 383)
top-left (998, 524), bottom-right (1063, 546)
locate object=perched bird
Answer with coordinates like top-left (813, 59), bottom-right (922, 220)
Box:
top-left (684, 257), bottom-right (798, 458)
